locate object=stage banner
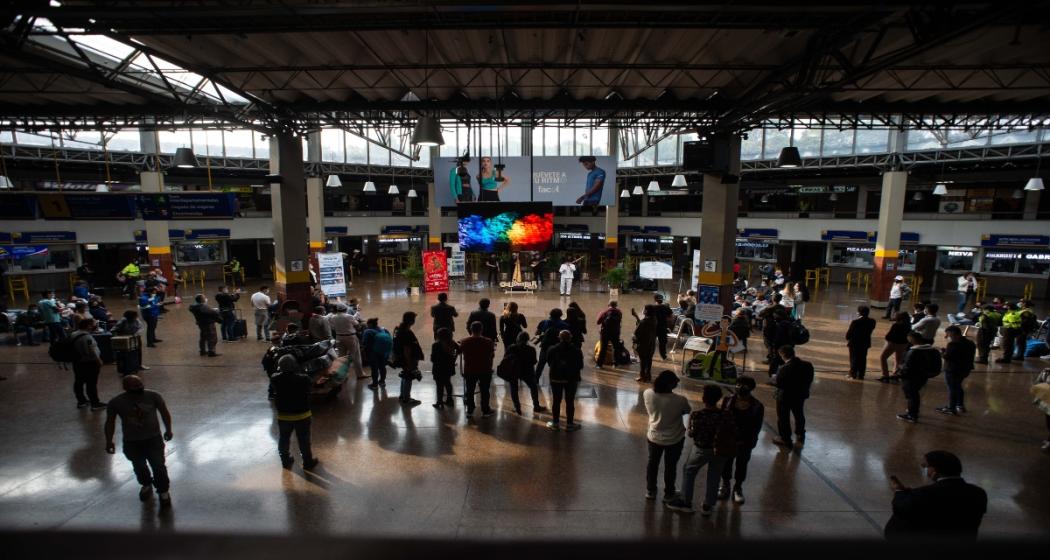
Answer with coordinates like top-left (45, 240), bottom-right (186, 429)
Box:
top-left (317, 252), bottom-right (347, 298)
top-left (432, 155), bottom-right (531, 207)
top-left (423, 250), bottom-right (449, 292)
top-left (531, 156), bottom-right (616, 206)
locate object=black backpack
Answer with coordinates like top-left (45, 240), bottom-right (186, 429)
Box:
top-left (1020, 310), bottom-right (1038, 333)
top-left (541, 323), bottom-right (561, 348)
top-left (49, 333), bottom-right (89, 364)
top-left (789, 321), bottom-right (810, 345)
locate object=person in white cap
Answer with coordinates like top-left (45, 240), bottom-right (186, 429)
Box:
top-left (884, 276), bottom-right (907, 320)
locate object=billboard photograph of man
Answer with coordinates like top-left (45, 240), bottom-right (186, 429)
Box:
top-left (575, 156), bottom-right (606, 206)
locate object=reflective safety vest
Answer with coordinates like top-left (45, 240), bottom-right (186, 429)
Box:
top-left (978, 310), bottom-right (1001, 329)
top-left (1001, 310), bottom-right (1022, 329)
top-left (121, 263), bottom-right (140, 277)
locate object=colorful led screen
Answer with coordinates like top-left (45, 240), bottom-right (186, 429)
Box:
top-left (457, 202), bottom-right (554, 252)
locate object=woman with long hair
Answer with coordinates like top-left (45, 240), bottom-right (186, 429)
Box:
top-left (476, 156), bottom-right (510, 201)
top-left (430, 327), bottom-right (458, 409)
top-left (499, 301), bottom-right (528, 352)
top-left (566, 301), bottom-right (587, 347)
top-left (780, 283), bottom-right (797, 318)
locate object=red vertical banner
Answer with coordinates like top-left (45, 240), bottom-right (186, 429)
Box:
top-left (423, 250), bottom-right (449, 293)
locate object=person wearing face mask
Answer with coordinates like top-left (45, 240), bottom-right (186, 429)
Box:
top-left (717, 375), bottom-right (764, 505)
top-left (104, 375), bottom-right (174, 507)
top-left (884, 450), bottom-right (987, 541)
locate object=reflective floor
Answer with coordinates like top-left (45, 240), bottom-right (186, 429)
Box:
top-left (1, 277), bottom-right (1047, 539)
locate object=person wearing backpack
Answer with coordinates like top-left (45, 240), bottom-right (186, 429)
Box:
top-left (361, 318), bottom-right (393, 390)
top-left (566, 302), bottom-right (587, 347)
top-left (766, 310), bottom-right (794, 378)
top-left (188, 294), bottom-right (222, 358)
top-left (70, 318), bottom-right (106, 410)
top-left (666, 384), bottom-right (733, 516)
top-left (770, 345), bottom-right (814, 451)
top-left (937, 326), bottom-right (976, 416)
top-left (460, 321), bottom-right (496, 417)
top-left (546, 330), bottom-right (584, 431)
top-left (896, 331), bottom-right (942, 423)
top-left (466, 298), bottom-right (498, 343)
top-left (718, 375), bottom-right (765, 505)
top-left (1014, 299), bottom-right (1039, 361)
top-left (534, 308), bottom-right (570, 380)
top-left (974, 304), bottom-right (1002, 364)
top-left (504, 331), bottom-right (545, 415)
top-left (430, 327), bottom-right (458, 409)
top-left (595, 301), bottom-right (623, 369)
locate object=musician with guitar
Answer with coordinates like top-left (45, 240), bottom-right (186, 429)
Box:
top-left (559, 255), bottom-right (584, 296)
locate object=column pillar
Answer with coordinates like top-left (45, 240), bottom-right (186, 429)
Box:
top-left (269, 133), bottom-right (312, 314)
top-left (697, 134), bottom-right (742, 312)
top-left (605, 121), bottom-right (620, 264)
top-left (870, 170), bottom-right (908, 308)
top-left (140, 171), bottom-right (174, 297)
top-left (427, 182), bottom-right (441, 250)
top-left (1023, 189), bottom-right (1040, 220)
top-left (306, 176), bottom-right (325, 268)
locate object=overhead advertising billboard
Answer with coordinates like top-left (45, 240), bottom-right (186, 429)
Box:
top-left (432, 156), bottom-right (531, 207)
top-left (457, 202), bottom-right (553, 253)
top-left (531, 155), bottom-right (616, 206)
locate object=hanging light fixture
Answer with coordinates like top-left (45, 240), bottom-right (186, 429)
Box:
top-left (671, 174), bottom-right (687, 187)
top-left (760, 194), bottom-right (769, 203)
top-left (411, 116), bottom-right (445, 147)
top-left (933, 183), bottom-right (948, 196)
top-left (912, 191), bottom-right (923, 201)
top-left (173, 147), bottom-right (198, 168)
top-left (0, 175), bottom-right (12, 189)
top-left (829, 192), bottom-right (838, 202)
top-left (407, 188), bottom-right (418, 198)
top-left (776, 146), bottom-right (802, 168)
top-left (620, 188), bottom-right (630, 198)
top-left (647, 180), bottom-right (660, 192)
top-left (95, 183), bottom-right (109, 193)
top-left (325, 174), bottom-right (342, 188)
top-left (1025, 178), bottom-right (1045, 191)
top-left (388, 184), bottom-right (399, 195)
top-left (1012, 188), bottom-right (1024, 199)
top-left (363, 180), bottom-right (377, 193)
top-left (632, 185), bottom-right (643, 196)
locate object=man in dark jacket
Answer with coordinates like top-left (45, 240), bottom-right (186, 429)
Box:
top-left (460, 321), bottom-right (496, 417)
top-left (595, 301), bottom-right (623, 367)
top-left (845, 305), bottom-right (877, 380)
top-left (535, 308), bottom-right (571, 379)
top-left (188, 294), bottom-right (221, 357)
top-left (272, 355), bottom-right (319, 470)
top-left (718, 375), bottom-right (765, 504)
top-left (766, 310), bottom-right (794, 377)
top-left (652, 294), bottom-right (673, 359)
top-left (973, 304), bottom-right (1001, 364)
top-left (466, 298), bottom-right (498, 343)
top-left (897, 331), bottom-right (942, 423)
top-left (214, 285), bottom-right (240, 342)
top-left (546, 330), bottom-right (584, 431)
top-left (430, 292), bottom-right (458, 337)
top-left (937, 326), bottom-right (976, 416)
top-left (770, 345), bottom-right (813, 451)
top-left (758, 294), bottom-right (786, 363)
top-left (885, 450), bottom-right (987, 541)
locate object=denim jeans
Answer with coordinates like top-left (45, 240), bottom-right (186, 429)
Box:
top-left (680, 445), bottom-right (728, 507)
top-left (464, 374), bottom-right (493, 413)
top-left (721, 446), bottom-right (754, 489)
top-left (15, 325), bottom-right (36, 345)
top-left (400, 374), bottom-right (414, 400)
top-left (509, 374), bottom-right (540, 411)
top-left (45, 322), bottom-right (65, 343)
top-left (435, 375), bottom-right (453, 403)
top-left (123, 435), bottom-right (170, 493)
top-left (884, 298), bottom-right (902, 319)
top-left (254, 309), bottom-right (271, 340)
top-left (957, 292), bottom-right (969, 314)
top-left (646, 438), bottom-right (684, 499)
top-left (220, 310), bottom-right (236, 341)
top-left (143, 314), bottom-right (158, 345)
top-left (776, 397), bottom-right (806, 443)
top-left (945, 372), bottom-right (966, 410)
top-left (901, 378), bottom-right (926, 417)
top-left (370, 358), bottom-right (387, 386)
top-left (277, 418), bottom-right (313, 463)
top-left (72, 360), bottom-right (101, 405)
top-left (550, 381), bottom-right (578, 424)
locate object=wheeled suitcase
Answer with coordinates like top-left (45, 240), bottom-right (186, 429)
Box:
top-left (92, 332), bottom-right (114, 364)
top-left (232, 309), bottom-right (248, 340)
top-left (115, 348), bottom-right (142, 375)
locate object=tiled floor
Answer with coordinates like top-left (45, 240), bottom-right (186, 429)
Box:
top-left (1, 277), bottom-right (1047, 539)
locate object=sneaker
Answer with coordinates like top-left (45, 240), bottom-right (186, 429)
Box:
top-left (796, 435), bottom-right (806, 447)
top-left (955, 406), bottom-right (967, 414)
top-left (896, 413), bottom-right (918, 423)
top-left (153, 339), bottom-right (163, 343)
top-left (565, 422), bottom-right (582, 432)
top-left (465, 408), bottom-right (475, 417)
top-left (732, 489), bottom-right (745, 504)
top-left (159, 492), bottom-right (171, 507)
top-left (77, 401), bottom-right (89, 409)
top-left (445, 398), bottom-right (454, 407)
top-left (645, 490), bottom-right (656, 500)
top-left (665, 499), bottom-right (694, 514)
top-left (534, 406), bottom-right (548, 413)
top-left (662, 494), bottom-right (677, 504)
top-left (139, 485), bottom-right (153, 502)
top-left (281, 458), bottom-right (294, 470)
top-left (717, 482), bottom-right (730, 500)
top-left (302, 458), bottom-right (319, 470)
top-left (400, 398), bottom-right (421, 406)
top-left (482, 410), bottom-right (495, 418)
top-left (379, 381), bottom-right (386, 387)
top-left (700, 503), bottom-right (713, 516)
top-left (877, 376), bottom-right (891, 383)
top-left (546, 421), bottom-right (560, 431)
top-left (140, 366), bottom-right (151, 371)
top-left (367, 383), bottom-right (378, 390)
top-left (432, 403), bottom-right (444, 409)
top-left (771, 437), bottom-right (794, 450)
top-left (90, 402), bottom-right (106, 411)
top-left (207, 353), bottom-right (220, 357)
top-left (199, 351), bottom-right (206, 356)
top-left (935, 406), bottom-right (957, 416)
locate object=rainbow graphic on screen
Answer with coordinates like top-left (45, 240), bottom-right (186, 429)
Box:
top-left (457, 203), bottom-right (553, 252)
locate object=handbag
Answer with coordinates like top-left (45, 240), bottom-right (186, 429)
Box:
top-left (496, 354), bottom-right (517, 382)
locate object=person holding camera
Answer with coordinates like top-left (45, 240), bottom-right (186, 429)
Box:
top-left (393, 312), bottom-right (424, 406)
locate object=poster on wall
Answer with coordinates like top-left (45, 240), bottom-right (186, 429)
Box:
top-left (531, 156), bottom-right (617, 206)
top-left (423, 250), bottom-right (449, 292)
top-left (317, 252), bottom-right (347, 298)
top-left (432, 156), bottom-right (531, 207)
top-left (445, 243), bottom-right (466, 277)
top-left (639, 261), bottom-right (674, 280)
top-left (690, 250), bottom-right (701, 289)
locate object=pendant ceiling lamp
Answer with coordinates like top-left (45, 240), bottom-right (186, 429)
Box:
top-left (776, 146), bottom-right (802, 168)
top-left (1012, 188), bottom-right (1024, 199)
top-left (0, 175), bottom-right (12, 189)
top-left (829, 192), bottom-right (838, 202)
top-left (388, 184), bottom-right (399, 195)
top-left (411, 116), bottom-right (445, 147)
top-left (407, 188), bottom-right (418, 198)
top-left (620, 188), bottom-right (630, 198)
top-left (647, 180), bottom-right (660, 192)
top-left (363, 181), bottom-right (377, 193)
top-left (632, 185), bottom-right (643, 195)
top-left (1025, 178), bottom-right (1045, 191)
top-left (325, 174), bottom-right (342, 188)
top-left (932, 183), bottom-right (948, 196)
top-left (173, 147), bottom-right (198, 168)
top-left (760, 194), bottom-right (769, 203)
top-left (912, 191), bottom-right (923, 201)
top-left (671, 174), bottom-right (687, 187)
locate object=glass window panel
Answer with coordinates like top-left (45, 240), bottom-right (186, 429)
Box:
top-left (439, 126), bottom-right (458, 157)
top-left (158, 129), bottom-right (192, 154)
top-left (576, 128), bottom-right (591, 156)
top-left (389, 128), bottom-right (411, 167)
top-left (989, 128), bottom-right (1039, 145)
top-left (592, 127), bottom-right (609, 156)
top-left (822, 129), bottom-right (854, 156)
top-left (457, 127), bottom-right (470, 157)
top-left (854, 129), bottom-right (888, 154)
top-left (830, 244), bottom-right (875, 267)
top-left (15, 130), bottom-right (56, 146)
top-left (982, 251), bottom-right (1019, 274)
top-left (763, 129), bottom-right (790, 159)
top-left (544, 128), bottom-right (559, 156)
top-left (64, 130), bottom-right (101, 149)
top-left (370, 143), bottom-right (391, 166)
top-left (559, 127), bottom-right (574, 156)
top-left (191, 129), bottom-right (222, 156)
top-left (792, 128), bottom-right (821, 157)
top-left (174, 241), bottom-right (225, 265)
top-left (944, 130), bottom-right (989, 148)
top-left (346, 134), bottom-right (367, 164)
top-left (532, 127), bottom-right (544, 156)
top-left (636, 145), bottom-right (656, 166)
top-left (320, 128), bottom-right (344, 162)
top-left (254, 133), bottom-right (270, 160)
top-left (936, 248), bottom-right (975, 271)
top-left (656, 135), bottom-right (677, 165)
top-left (740, 130), bottom-right (763, 160)
top-left (106, 129), bottom-right (140, 152)
top-left (224, 129), bottom-right (253, 158)
top-left (0, 130), bottom-right (13, 143)
top-left (412, 146), bottom-right (431, 168)
top-left (391, 148), bottom-right (411, 167)
top-left (1017, 252), bottom-right (1050, 275)
top-left (506, 126), bottom-right (522, 156)
top-left (906, 130), bottom-right (942, 151)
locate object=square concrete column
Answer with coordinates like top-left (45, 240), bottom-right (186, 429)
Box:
top-left (427, 182), bottom-right (441, 250)
top-left (698, 173), bottom-right (740, 311)
top-left (139, 170), bottom-right (174, 297)
top-left (307, 176), bottom-right (325, 266)
top-left (269, 133), bottom-right (312, 314)
top-left (870, 170), bottom-right (907, 308)
top-left (604, 189), bottom-right (619, 263)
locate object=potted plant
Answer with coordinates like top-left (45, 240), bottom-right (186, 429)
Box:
top-left (401, 249), bottom-right (424, 295)
top-left (604, 266), bottom-right (628, 297)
